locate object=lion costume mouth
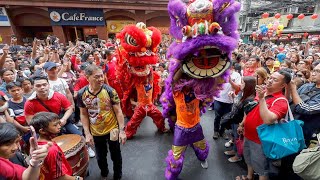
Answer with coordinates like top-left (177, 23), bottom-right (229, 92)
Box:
top-left (129, 50), bottom-right (156, 57)
top-left (182, 46), bottom-right (230, 79)
top-left (130, 65), bottom-right (151, 76)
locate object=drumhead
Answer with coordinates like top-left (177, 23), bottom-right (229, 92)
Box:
top-left (52, 134), bottom-right (84, 157)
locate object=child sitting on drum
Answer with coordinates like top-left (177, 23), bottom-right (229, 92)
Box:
top-left (30, 112), bottom-right (83, 180)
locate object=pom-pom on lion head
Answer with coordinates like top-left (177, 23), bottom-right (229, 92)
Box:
top-left (116, 22), bottom-right (162, 77)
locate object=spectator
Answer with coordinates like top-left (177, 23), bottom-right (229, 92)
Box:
top-left (243, 56), bottom-right (260, 76)
top-left (0, 123), bottom-right (51, 180)
top-left (264, 56), bottom-right (275, 74)
top-left (280, 59), bottom-right (292, 70)
top-left (289, 63), bottom-right (320, 146)
top-left (237, 70), bottom-right (291, 180)
top-left (0, 69), bottom-right (15, 97)
top-left (213, 63), bottom-right (241, 139)
top-left (21, 78), bottom-right (34, 99)
top-left (78, 65), bottom-right (126, 180)
top-left (29, 112), bottom-right (83, 180)
top-left (224, 76), bottom-right (256, 163)
top-left (43, 62), bottom-right (74, 107)
top-left (6, 81), bottom-right (29, 134)
top-left (24, 76), bottom-right (76, 135)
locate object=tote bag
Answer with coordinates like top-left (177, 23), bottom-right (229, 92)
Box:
top-left (257, 98), bottom-right (306, 160)
top-left (293, 146), bottom-right (320, 180)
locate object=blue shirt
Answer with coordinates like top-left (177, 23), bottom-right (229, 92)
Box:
top-left (0, 82), bottom-right (11, 98)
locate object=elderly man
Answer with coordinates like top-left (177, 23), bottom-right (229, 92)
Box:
top-left (78, 65), bottom-right (126, 180)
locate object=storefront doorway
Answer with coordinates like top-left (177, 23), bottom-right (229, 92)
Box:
top-left (64, 26), bottom-right (84, 42)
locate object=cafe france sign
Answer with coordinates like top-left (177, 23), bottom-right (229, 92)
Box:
top-left (48, 8), bottom-right (105, 26)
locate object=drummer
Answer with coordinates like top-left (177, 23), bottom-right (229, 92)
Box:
top-left (29, 112), bottom-right (83, 180)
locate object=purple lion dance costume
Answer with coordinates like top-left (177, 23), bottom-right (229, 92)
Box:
top-left (161, 0), bottom-right (241, 179)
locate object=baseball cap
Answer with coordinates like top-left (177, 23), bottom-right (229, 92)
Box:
top-left (43, 62), bottom-right (57, 70)
top-left (80, 62), bottom-right (91, 70)
top-left (315, 53), bottom-right (320, 57)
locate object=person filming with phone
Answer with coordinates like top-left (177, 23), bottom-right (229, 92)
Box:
top-left (77, 64), bottom-right (126, 180)
top-left (236, 70), bottom-right (291, 180)
top-left (0, 123), bottom-right (51, 180)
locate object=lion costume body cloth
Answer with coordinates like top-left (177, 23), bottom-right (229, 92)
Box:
top-left (161, 0), bottom-right (241, 179)
top-left (116, 23), bottom-right (166, 139)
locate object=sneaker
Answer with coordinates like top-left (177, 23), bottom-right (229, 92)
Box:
top-left (228, 156), bottom-right (242, 163)
top-left (224, 140), bottom-right (233, 148)
top-left (200, 160), bottom-right (208, 169)
top-left (208, 107), bottom-right (213, 111)
top-left (101, 177), bottom-right (107, 180)
top-left (224, 150), bottom-right (236, 156)
top-left (213, 132), bottom-right (220, 139)
top-left (88, 147), bottom-right (96, 158)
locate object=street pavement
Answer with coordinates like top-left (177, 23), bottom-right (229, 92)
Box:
top-left (86, 109), bottom-right (247, 180)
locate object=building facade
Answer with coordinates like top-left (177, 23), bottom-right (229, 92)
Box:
top-left (0, 0), bottom-right (170, 44)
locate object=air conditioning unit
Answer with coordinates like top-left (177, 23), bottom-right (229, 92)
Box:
top-left (287, 7), bottom-right (299, 13)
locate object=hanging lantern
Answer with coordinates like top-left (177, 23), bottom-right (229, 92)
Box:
top-left (303, 32), bottom-right (309, 38)
top-left (262, 12), bottom-right (269, 19)
top-left (298, 14), bottom-right (305, 20)
top-left (286, 14), bottom-right (293, 20)
top-left (311, 14), bottom-right (319, 20)
top-left (274, 13), bottom-right (281, 19)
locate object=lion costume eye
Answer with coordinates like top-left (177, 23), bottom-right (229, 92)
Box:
top-left (125, 34), bottom-right (138, 46)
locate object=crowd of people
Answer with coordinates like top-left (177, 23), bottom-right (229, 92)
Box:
top-left (212, 38), bottom-right (320, 180)
top-left (0, 33), bottom-right (319, 180)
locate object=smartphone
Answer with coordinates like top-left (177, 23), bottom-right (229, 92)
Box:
top-left (256, 75), bottom-right (259, 85)
top-left (30, 126), bottom-right (38, 150)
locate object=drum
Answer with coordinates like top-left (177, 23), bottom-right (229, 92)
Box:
top-left (53, 134), bottom-right (89, 177)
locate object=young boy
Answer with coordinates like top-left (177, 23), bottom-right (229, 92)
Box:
top-left (0, 123), bottom-right (51, 180)
top-left (29, 112), bottom-right (82, 180)
top-left (6, 81), bottom-right (30, 134)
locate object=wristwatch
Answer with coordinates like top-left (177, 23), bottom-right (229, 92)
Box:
top-left (75, 176), bottom-right (81, 180)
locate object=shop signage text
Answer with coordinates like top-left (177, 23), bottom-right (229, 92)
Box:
top-left (48, 8), bottom-right (105, 26)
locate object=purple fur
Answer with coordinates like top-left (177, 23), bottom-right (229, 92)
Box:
top-left (165, 150), bottom-right (184, 180)
top-left (167, 1), bottom-right (188, 40)
top-left (162, 0), bottom-right (240, 120)
top-left (191, 141), bottom-right (210, 161)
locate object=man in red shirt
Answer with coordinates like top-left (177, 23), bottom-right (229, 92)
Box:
top-left (0, 123), bottom-right (51, 180)
top-left (73, 62), bottom-right (90, 98)
top-left (24, 76), bottom-right (74, 134)
top-left (30, 112), bottom-right (82, 180)
top-left (237, 70), bottom-right (291, 180)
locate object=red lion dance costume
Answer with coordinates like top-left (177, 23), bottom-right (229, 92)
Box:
top-left (116, 22), bottom-right (167, 139)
